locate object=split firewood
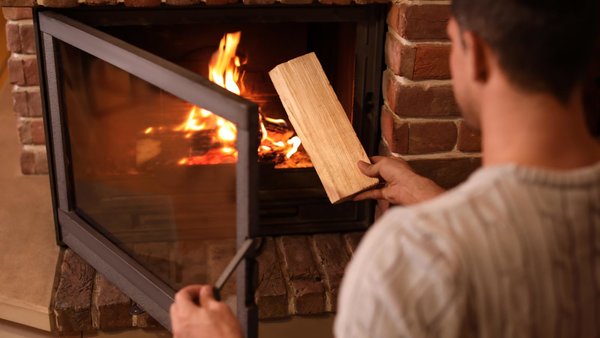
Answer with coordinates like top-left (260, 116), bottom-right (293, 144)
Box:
top-left (269, 53), bottom-right (379, 203)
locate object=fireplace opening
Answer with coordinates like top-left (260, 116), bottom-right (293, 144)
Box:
top-left (59, 7), bottom-right (385, 237)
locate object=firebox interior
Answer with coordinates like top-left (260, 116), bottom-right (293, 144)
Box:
top-left (58, 9), bottom-right (380, 236)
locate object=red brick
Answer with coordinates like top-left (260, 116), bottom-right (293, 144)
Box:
top-left (7, 54), bottom-right (38, 85)
top-left (206, 240), bottom-right (237, 300)
top-left (255, 238), bottom-right (289, 320)
top-left (385, 72), bottom-right (460, 118)
top-left (17, 118), bottom-right (45, 145)
top-left (318, 0), bottom-right (351, 5)
top-left (385, 32), bottom-right (415, 77)
top-left (413, 44), bottom-right (450, 80)
top-left (408, 121), bottom-right (457, 154)
top-left (22, 55), bottom-right (38, 84)
top-left (12, 87), bottom-right (43, 117)
top-left (457, 121), bottom-right (482, 153)
top-left (2, 8), bottom-right (32, 20)
top-left (123, 0), bottom-right (161, 7)
top-left (388, 3), bottom-right (451, 41)
top-left (385, 34), bottom-right (450, 80)
top-left (312, 234), bottom-right (349, 312)
top-left (91, 274), bottom-right (132, 331)
top-left (8, 56), bottom-right (24, 85)
top-left (278, 236), bottom-right (325, 315)
top-left (290, 279), bottom-right (325, 314)
top-left (53, 249), bottom-right (96, 334)
top-left (243, 0), bottom-right (276, 3)
top-left (387, 3), bottom-right (402, 30)
top-left (31, 118), bottom-right (45, 144)
top-left (84, 0), bottom-right (118, 5)
top-left (381, 105), bottom-right (408, 154)
top-left (17, 119), bottom-right (32, 144)
top-left (203, 0), bottom-right (237, 4)
top-left (131, 242), bottom-right (172, 284)
top-left (165, 0), bottom-right (200, 4)
top-left (6, 21), bottom-right (21, 53)
top-left (27, 88), bottom-right (43, 116)
top-left (379, 139), bottom-right (391, 157)
top-left (132, 312), bottom-right (163, 330)
top-left (409, 157), bottom-right (482, 189)
top-left (278, 0), bottom-right (313, 3)
top-left (343, 232), bottom-right (364, 255)
top-left (354, 0), bottom-right (387, 4)
top-left (12, 89), bottom-right (27, 115)
top-left (20, 146), bottom-right (47, 175)
top-left (20, 149), bottom-right (35, 175)
top-left (19, 21), bottom-right (35, 54)
top-left (40, 0), bottom-right (78, 6)
top-left (0, 0), bottom-right (35, 6)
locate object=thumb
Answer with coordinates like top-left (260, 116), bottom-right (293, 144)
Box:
top-left (357, 160), bottom-right (381, 178)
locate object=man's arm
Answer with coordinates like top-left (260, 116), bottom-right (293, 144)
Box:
top-left (334, 210), bottom-right (466, 338)
top-left (354, 156), bottom-right (445, 206)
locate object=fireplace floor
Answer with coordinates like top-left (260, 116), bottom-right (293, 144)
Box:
top-left (0, 81), bottom-right (59, 331)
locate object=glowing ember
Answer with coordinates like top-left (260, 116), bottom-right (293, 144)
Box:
top-left (139, 31), bottom-right (311, 168)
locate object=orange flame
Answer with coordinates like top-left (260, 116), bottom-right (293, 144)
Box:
top-left (142, 31), bottom-right (307, 167)
top-left (175, 32), bottom-right (242, 164)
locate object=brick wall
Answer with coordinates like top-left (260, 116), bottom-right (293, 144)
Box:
top-left (3, 7), bottom-right (47, 174)
top-left (381, 0), bottom-right (481, 190)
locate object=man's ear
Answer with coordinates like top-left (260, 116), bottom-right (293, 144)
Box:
top-left (461, 30), bottom-right (490, 84)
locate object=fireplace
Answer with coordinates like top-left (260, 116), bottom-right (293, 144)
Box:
top-left (35, 5), bottom-right (386, 337)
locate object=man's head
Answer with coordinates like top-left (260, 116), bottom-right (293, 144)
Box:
top-left (448, 0), bottom-right (599, 127)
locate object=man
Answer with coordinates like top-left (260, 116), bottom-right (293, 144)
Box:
top-left (170, 0), bottom-right (600, 337)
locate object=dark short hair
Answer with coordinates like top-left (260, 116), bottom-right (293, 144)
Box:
top-left (451, 0), bottom-right (599, 103)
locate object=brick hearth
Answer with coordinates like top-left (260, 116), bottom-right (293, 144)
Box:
top-left (54, 233), bottom-right (363, 336)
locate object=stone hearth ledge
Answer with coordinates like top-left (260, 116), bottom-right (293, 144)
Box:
top-left (52, 232), bottom-right (364, 336)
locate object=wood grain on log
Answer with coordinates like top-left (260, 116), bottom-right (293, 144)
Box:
top-left (269, 53), bottom-right (379, 203)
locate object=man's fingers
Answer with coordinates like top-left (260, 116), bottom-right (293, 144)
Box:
top-left (175, 285), bottom-right (203, 311)
top-left (199, 285), bottom-right (216, 308)
top-left (354, 189), bottom-right (385, 201)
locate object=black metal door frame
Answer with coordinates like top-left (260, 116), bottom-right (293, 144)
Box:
top-left (35, 11), bottom-right (259, 334)
top-left (34, 5), bottom-right (387, 336)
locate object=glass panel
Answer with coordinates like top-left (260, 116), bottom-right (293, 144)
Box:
top-left (58, 41), bottom-right (238, 300)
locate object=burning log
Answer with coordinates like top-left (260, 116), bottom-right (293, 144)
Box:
top-left (269, 53), bottom-right (379, 203)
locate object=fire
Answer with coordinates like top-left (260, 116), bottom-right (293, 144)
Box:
top-left (174, 32), bottom-right (241, 164)
top-left (140, 31), bottom-right (310, 168)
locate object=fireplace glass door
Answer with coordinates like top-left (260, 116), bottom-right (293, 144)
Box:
top-left (38, 11), bottom-right (258, 333)
top-left (37, 5), bottom-right (385, 337)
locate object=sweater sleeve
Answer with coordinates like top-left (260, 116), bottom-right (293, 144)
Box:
top-left (334, 209), bottom-right (466, 338)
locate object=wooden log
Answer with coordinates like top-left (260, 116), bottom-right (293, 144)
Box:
top-left (269, 52), bottom-right (379, 203)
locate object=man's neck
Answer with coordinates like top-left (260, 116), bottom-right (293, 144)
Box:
top-left (480, 84), bottom-right (600, 170)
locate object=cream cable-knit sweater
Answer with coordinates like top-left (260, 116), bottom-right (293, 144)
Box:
top-left (335, 162), bottom-right (600, 338)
